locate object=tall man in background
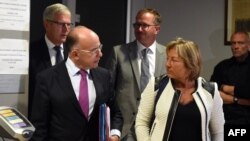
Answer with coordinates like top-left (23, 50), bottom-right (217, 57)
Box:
top-left (105, 8), bottom-right (166, 141)
top-left (29, 3), bottom-right (72, 117)
top-left (210, 31), bottom-right (250, 127)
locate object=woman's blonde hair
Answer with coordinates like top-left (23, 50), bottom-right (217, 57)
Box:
top-left (166, 37), bottom-right (202, 80)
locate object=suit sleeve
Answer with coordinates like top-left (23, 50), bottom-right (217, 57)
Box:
top-left (106, 69), bottom-right (123, 132)
top-left (135, 78), bottom-right (155, 141)
top-left (209, 83), bottom-right (225, 141)
top-left (104, 46), bottom-right (118, 86)
top-left (30, 73), bottom-right (51, 141)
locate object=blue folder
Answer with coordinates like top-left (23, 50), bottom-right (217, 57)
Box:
top-left (99, 104), bottom-right (110, 141)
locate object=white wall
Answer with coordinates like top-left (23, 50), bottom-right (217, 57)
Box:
top-left (129, 0), bottom-right (232, 80)
top-left (0, 2), bottom-right (30, 117)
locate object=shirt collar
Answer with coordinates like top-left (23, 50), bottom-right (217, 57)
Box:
top-left (137, 40), bottom-right (156, 55)
top-left (45, 35), bottom-right (63, 50)
top-left (66, 58), bottom-right (90, 76)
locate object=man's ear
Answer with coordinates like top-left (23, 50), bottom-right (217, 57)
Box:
top-left (43, 20), bottom-right (49, 29)
top-left (70, 49), bottom-right (80, 60)
top-left (155, 26), bottom-right (160, 34)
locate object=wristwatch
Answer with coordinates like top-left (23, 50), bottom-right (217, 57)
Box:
top-left (233, 96), bottom-right (239, 104)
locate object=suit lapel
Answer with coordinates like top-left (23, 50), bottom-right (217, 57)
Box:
top-left (32, 39), bottom-right (52, 74)
top-left (62, 43), bottom-right (68, 60)
top-left (89, 68), bottom-right (109, 106)
top-left (55, 63), bottom-right (84, 115)
top-left (128, 41), bottom-right (140, 90)
top-left (89, 69), bottom-right (101, 105)
top-left (40, 38), bottom-right (53, 67)
top-left (127, 41), bottom-right (165, 90)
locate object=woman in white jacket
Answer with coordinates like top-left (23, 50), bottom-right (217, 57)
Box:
top-left (135, 38), bottom-right (225, 141)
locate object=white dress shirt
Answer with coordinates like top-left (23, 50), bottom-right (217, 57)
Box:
top-left (65, 58), bottom-right (96, 119)
top-left (137, 40), bottom-right (156, 77)
top-left (45, 35), bottom-right (64, 66)
top-left (65, 58), bottom-right (121, 137)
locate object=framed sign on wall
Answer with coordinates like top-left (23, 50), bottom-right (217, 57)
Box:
top-left (225, 0), bottom-right (250, 45)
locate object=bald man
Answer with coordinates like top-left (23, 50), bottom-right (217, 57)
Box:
top-left (30, 26), bottom-right (123, 141)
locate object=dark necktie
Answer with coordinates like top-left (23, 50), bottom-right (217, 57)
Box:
top-left (79, 70), bottom-right (89, 118)
top-left (140, 48), bottom-right (150, 92)
top-left (53, 46), bottom-right (63, 65)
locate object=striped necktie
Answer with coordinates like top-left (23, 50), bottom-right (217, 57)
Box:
top-left (140, 48), bottom-right (150, 92)
top-left (53, 46), bottom-right (63, 65)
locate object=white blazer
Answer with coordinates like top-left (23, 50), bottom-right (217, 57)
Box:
top-left (135, 77), bottom-right (225, 141)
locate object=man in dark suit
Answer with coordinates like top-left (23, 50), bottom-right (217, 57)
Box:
top-left (30, 26), bottom-right (123, 141)
top-left (105, 8), bottom-right (166, 141)
top-left (29, 3), bottom-right (72, 117)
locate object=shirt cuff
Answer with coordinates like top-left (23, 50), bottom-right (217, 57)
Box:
top-left (110, 129), bottom-right (121, 138)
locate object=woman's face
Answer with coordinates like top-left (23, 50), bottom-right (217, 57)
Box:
top-left (166, 48), bottom-right (190, 81)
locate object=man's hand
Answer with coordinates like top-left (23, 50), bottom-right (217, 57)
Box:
top-left (220, 84), bottom-right (234, 95)
top-left (109, 135), bottom-right (120, 141)
top-left (220, 90), bottom-right (250, 106)
top-left (220, 91), bottom-right (234, 104)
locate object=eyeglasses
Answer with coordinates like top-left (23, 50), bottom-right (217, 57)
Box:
top-left (79, 44), bottom-right (103, 55)
top-left (47, 19), bottom-right (73, 28)
top-left (133, 23), bottom-right (158, 30)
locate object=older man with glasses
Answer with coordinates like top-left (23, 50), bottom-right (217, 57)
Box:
top-left (29, 3), bottom-right (72, 118)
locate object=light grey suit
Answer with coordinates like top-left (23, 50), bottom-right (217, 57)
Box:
top-left (105, 40), bottom-right (166, 140)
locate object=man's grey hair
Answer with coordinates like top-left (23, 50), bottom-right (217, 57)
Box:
top-left (43, 3), bottom-right (71, 21)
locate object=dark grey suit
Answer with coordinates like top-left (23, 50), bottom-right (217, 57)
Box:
top-left (105, 40), bottom-right (166, 139)
top-left (30, 62), bottom-right (123, 141)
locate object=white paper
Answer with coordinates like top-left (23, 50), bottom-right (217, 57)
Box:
top-left (0, 39), bottom-right (29, 74)
top-left (0, 0), bottom-right (30, 31)
top-left (0, 75), bottom-right (25, 93)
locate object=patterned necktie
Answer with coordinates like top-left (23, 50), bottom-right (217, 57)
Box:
top-left (54, 46), bottom-right (63, 65)
top-left (140, 48), bottom-right (150, 92)
top-left (79, 70), bottom-right (89, 118)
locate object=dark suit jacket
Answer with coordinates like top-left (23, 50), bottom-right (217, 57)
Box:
top-left (105, 40), bottom-right (166, 138)
top-left (29, 38), bottom-right (68, 117)
top-left (30, 62), bottom-right (123, 141)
